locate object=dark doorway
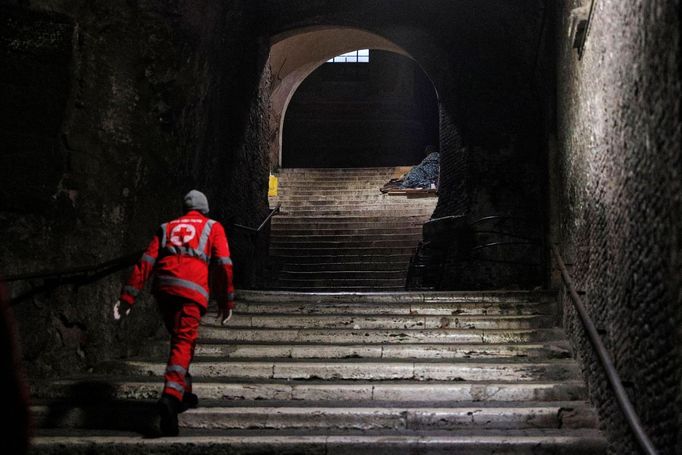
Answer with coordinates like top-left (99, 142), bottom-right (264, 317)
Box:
top-left (282, 50), bottom-right (439, 168)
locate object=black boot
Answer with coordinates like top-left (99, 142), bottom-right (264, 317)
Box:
top-left (157, 394), bottom-right (180, 436)
top-left (180, 392), bottom-right (199, 413)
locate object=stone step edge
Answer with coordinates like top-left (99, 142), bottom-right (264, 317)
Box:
top-left (31, 380), bottom-right (589, 403)
top-left (136, 341), bottom-right (572, 360)
top-left (235, 290), bottom-right (557, 301)
top-left (197, 327), bottom-right (564, 334)
top-left (34, 378), bottom-right (587, 388)
top-left (172, 340), bottom-right (571, 350)
top-left (263, 287), bottom-right (410, 292)
top-left (31, 403), bottom-right (599, 431)
top-left (230, 301), bottom-right (554, 308)
top-left (113, 358), bottom-right (579, 367)
top-left (206, 316), bottom-right (554, 324)
top-left (30, 431), bottom-right (607, 451)
top-left (98, 363), bottom-right (580, 382)
top-left (32, 399), bottom-right (593, 409)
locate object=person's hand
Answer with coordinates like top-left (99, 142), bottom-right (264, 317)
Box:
top-left (113, 300), bottom-right (132, 321)
top-left (217, 305), bottom-right (232, 326)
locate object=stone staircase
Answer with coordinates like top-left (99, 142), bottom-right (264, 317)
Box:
top-left (30, 290), bottom-right (606, 454)
top-left (266, 167), bottom-right (437, 291)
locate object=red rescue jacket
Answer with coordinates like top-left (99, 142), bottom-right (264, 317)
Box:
top-left (120, 211), bottom-right (235, 310)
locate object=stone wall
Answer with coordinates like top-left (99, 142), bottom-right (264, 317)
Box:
top-left (0, 0), bottom-right (271, 377)
top-left (553, 1), bottom-right (681, 453)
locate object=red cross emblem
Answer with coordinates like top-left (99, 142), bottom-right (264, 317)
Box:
top-left (170, 224), bottom-right (196, 246)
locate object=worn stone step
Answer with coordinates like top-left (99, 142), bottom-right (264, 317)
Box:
top-left (280, 262), bottom-right (408, 272)
top-left (267, 277), bottom-right (407, 286)
top-left (271, 196), bottom-right (435, 204)
top-left (278, 172), bottom-right (394, 179)
top-left (269, 229), bottom-right (422, 239)
top-left (277, 169), bottom-right (404, 175)
top-left (273, 186), bottom-right (394, 193)
top-left (139, 341), bottom-right (571, 360)
top-left (278, 171), bottom-right (394, 177)
top-left (271, 227), bottom-right (422, 236)
top-left (271, 222), bottom-right (423, 229)
top-left (33, 400), bottom-right (598, 431)
top-left (207, 314), bottom-right (554, 330)
top-left (278, 174), bottom-right (394, 180)
top-left (264, 286), bottom-right (409, 292)
top-left (270, 240), bottom-right (420, 250)
top-left (270, 271), bottom-right (409, 281)
top-left (276, 203), bottom-right (432, 209)
top-left (272, 215), bottom-right (429, 224)
top-left (278, 167), bottom-right (402, 173)
top-left (30, 430), bottom-right (607, 454)
top-left (276, 176), bottom-right (397, 181)
top-left (236, 300), bottom-right (554, 316)
top-left (271, 223), bottom-right (426, 232)
top-left (270, 246), bottom-right (417, 256)
top-left (198, 327), bottom-right (565, 344)
top-left (274, 208), bottom-right (429, 217)
top-left (278, 185), bottom-right (393, 192)
top-left (279, 176), bottom-right (391, 180)
top-left (270, 225), bottom-right (425, 235)
top-left (265, 280), bottom-right (408, 290)
top-left (274, 179), bottom-right (410, 186)
top-left (235, 290), bottom-right (556, 304)
top-left (266, 287), bottom-right (409, 292)
top-left (32, 378), bottom-right (588, 402)
top-left (270, 274), bottom-right (405, 289)
top-left (272, 192), bottom-right (425, 200)
top-left (277, 181), bottom-right (394, 187)
top-left (279, 209), bottom-right (434, 217)
top-left (277, 202), bottom-right (432, 209)
top-left (279, 216), bottom-right (433, 227)
top-left (271, 233), bottom-right (422, 243)
top-left (270, 239), bottom-right (421, 249)
top-left (101, 359), bottom-right (580, 382)
top-left (275, 201), bottom-right (436, 209)
top-left (274, 195), bottom-right (432, 201)
top-left (277, 180), bottom-right (392, 185)
top-left (269, 254), bottom-right (413, 264)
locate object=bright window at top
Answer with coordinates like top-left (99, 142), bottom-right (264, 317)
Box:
top-left (327, 49), bottom-right (370, 63)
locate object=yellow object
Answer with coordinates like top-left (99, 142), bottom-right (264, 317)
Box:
top-left (268, 174), bottom-right (279, 197)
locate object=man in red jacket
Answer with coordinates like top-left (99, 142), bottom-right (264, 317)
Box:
top-left (113, 190), bottom-right (235, 436)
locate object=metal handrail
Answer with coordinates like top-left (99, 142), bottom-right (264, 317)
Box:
top-left (472, 230), bottom-right (540, 243)
top-left (551, 244), bottom-right (658, 455)
top-left (5, 249), bottom-right (144, 306)
top-left (4, 250), bottom-right (144, 283)
top-left (471, 241), bottom-right (538, 251)
top-left (233, 203), bottom-right (281, 234)
top-left (6, 205), bottom-right (282, 301)
top-left (467, 216), bottom-right (543, 268)
top-left (469, 215), bottom-right (533, 226)
top-left (577, 0), bottom-right (598, 59)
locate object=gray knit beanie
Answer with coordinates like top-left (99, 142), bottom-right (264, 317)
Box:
top-left (183, 190), bottom-right (209, 214)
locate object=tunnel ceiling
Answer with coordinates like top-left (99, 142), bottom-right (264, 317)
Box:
top-left (256, 0), bottom-right (546, 82)
top-left (256, 0), bottom-right (548, 142)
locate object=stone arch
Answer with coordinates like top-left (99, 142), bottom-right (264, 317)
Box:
top-left (267, 26), bottom-right (442, 168)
